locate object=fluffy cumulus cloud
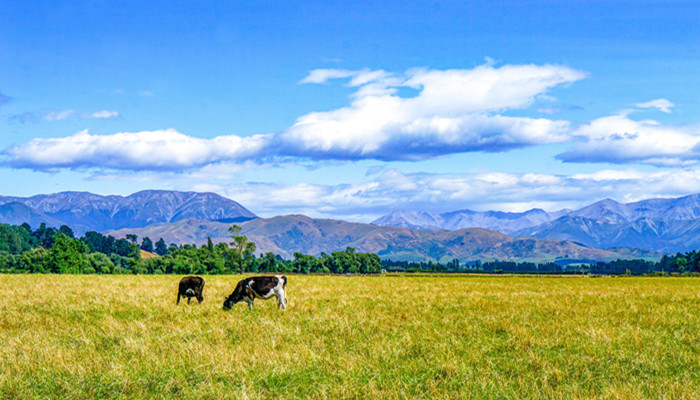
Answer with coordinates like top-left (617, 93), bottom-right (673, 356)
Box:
top-left (557, 112), bottom-right (700, 166)
top-left (2, 129), bottom-right (269, 171)
top-left (4, 63), bottom-right (697, 172)
top-left (2, 63), bottom-right (586, 171)
top-left (278, 64), bottom-right (585, 160)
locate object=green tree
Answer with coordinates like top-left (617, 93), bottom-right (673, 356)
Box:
top-left (357, 252), bottom-right (381, 273)
top-left (0, 223), bottom-right (38, 254)
top-left (86, 252), bottom-right (115, 274)
top-left (21, 248), bottom-right (48, 273)
top-left (258, 252), bottom-right (278, 272)
top-left (154, 238), bottom-right (168, 256)
top-left (675, 256), bottom-right (689, 273)
top-left (114, 238), bottom-right (134, 257)
top-left (228, 225), bottom-right (256, 274)
top-left (292, 252), bottom-right (313, 273)
top-left (140, 236), bottom-right (154, 253)
top-left (34, 223), bottom-right (57, 248)
top-left (82, 231), bottom-right (117, 254)
top-left (46, 232), bottom-right (89, 274)
top-left (331, 247), bottom-right (360, 274)
top-left (59, 225), bottom-right (74, 238)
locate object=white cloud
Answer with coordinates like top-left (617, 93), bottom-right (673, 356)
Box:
top-left (89, 110), bottom-right (120, 119)
top-left (217, 168), bottom-right (700, 221)
top-left (69, 157), bottom-right (700, 222)
top-left (3, 129), bottom-right (270, 171)
top-left (10, 66), bottom-right (693, 173)
top-left (557, 113), bottom-right (700, 166)
top-left (280, 63), bottom-right (586, 160)
top-left (4, 63), bottom-right (587, 171)
top-left (401, 65), bottom-right (586, 113)
top-left (635, 98), bottom-right (675, 113)
top-left (298, 69), bottom-right (358, 84)
top-left (116, 166), bottom-right (700, 222)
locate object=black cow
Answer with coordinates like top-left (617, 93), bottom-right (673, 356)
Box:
top-left (177, 276), bottom-right (205, 304)
top-left (223, 275), bottom-right (287, 311)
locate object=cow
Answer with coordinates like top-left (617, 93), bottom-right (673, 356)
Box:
top-left (223, 275), bottom-right (287, 311)
top-left (177, 276), bottom-right (205, 304)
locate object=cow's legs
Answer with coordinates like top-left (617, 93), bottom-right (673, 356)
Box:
top-left (177, 294), bottom-right (181, 305)
top-left (247, 298), bottom-right (254, 310)
top-left (187, 296), bottom-right (191, 304)
top-left (276, 289), bottom-right (287, 310)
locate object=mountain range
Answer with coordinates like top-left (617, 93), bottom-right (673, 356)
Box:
top-left (108, 215), bottom-right (654, 263)
top-left (514, 196), bottom-right (700, 253)
top-left (0, 190), bottom-right (256, 234)
top-left (372, 208), bottom-right (571, 234)
top-left (4, 190), bottom-right (700, 260)
top-left (372, 194), bottom-right (700, 253)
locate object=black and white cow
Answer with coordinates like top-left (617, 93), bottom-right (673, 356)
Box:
top-left (177, 276), bottom-right (205, 304)
top-left (223, 275), bottom-right (287, 311)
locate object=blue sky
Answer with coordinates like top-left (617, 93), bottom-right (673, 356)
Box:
top-left (2, 1), bottom-right (700, 221)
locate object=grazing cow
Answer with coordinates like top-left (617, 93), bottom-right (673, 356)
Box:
top-left (223, 275), bottom-right (287, 311)
top-left (177, 276), bottom-right (205, 304)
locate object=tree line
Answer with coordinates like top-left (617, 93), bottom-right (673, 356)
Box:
top-left (382, 256), bottom-right (698, 275)
top-left (0, 222), bottom-right (382, 274)
top-left (0, 222), bottom-right (698, 275)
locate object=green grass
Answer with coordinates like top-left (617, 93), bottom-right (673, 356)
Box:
top-left (1, 274), bottom-right (698, 399)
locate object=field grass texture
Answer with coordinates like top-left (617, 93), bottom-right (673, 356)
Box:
top-left (1, 274), bottom-right (698, 399)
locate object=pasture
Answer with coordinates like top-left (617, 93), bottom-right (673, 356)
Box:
top-left (1, 274), bottom-right (698, 399)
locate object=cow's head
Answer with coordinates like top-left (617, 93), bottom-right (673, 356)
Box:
top-left (222, 281), bottom-right (249, 310)
top-left (222, 294), bottom-right (239, 310)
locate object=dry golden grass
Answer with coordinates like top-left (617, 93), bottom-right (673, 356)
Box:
top-left (0, 274), bottom-right (698, 399)
top-left (138, 250), bottom-right (159, 259)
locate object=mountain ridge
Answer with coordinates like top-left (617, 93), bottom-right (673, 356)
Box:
top-left (373, 194), bottom-right (700, 252)
top-left (107, 215), bottom-right (656, 263)
top-left (0, 190), bottom-right (257, 234)
top-left (372, 207), bottom-right (571, 233)
top-left (4, 190), bottom-right (700, 255)
top-left (514, 195), bottom-right (700, 252)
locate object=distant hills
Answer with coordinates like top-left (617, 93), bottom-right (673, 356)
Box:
top-left (373, 208), bottom-right (571, 234)
top-left (108, 215), bottom-right (654, 263)
top-left (0, 202), bottom-right (68, 231)
top-left (373, 194), bottom-right (700, 253)
top-left (0, 190), bottom-right (257, 234)
top-left (514, 195), bottom-right (700, 253)
top-left (5, 189), bottom-right (700, 260)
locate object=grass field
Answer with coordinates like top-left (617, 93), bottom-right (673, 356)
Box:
top-left (1, 274), bottom-right (698, 399)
